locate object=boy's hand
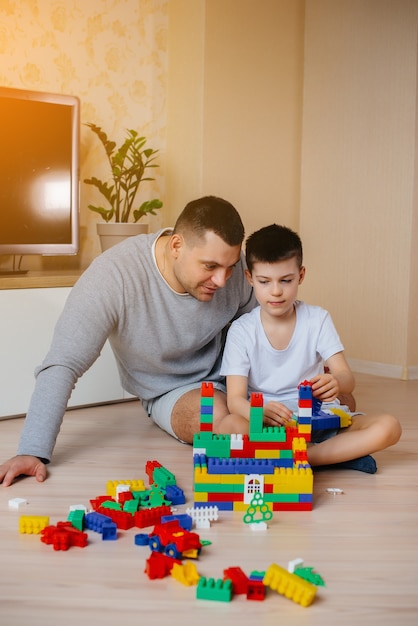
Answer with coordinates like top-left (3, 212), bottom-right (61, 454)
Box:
top-left (310, 373), bottom-right (339, 402)
top-left (263, 401), bottom-right (294, 426)
top-left (0, 455), bottom-right (47, 487)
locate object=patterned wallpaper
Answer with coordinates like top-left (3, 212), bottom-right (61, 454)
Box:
top-left (0, 0), bottom-right (168, 269)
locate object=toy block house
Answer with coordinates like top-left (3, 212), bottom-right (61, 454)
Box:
top-left (193, 381), bottom-right (351, 512)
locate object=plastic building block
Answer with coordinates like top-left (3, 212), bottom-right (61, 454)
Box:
top-left (294, 566), bottom-right (325, 587)
top-left (85, 511), bottom-right (117, 539)
top-left (97, 506), bottom-right (134, 530)
top-left (144, 550), bottom-right (180, 579)
top-left (67, 508), bottom-right (85, 531)
top-left (165, 484), bottom-right (186, 505)
top-left (40, 522), bottom-right (88, 550)
top-left (19, 515), bottom-right (50, 534)
top-left (134, 505), bottom-right (172, 528)
top-left (161, 514), bottom-right (193, 531)
top-left (171, 561), bottom-right (201, 586)
top-left (8, 498), bottom-right (27, 509)
top-left (263, 563), bottom-right (317, 607)
top-left (288, 557), bottom-right (304, 573)
top-left (134, 533), bottom-right (150, 546)
top-left (247, 580), bottom-right (265, 601)
top-left (223, 567), bottom-right (248, 595)
top-left (196, 577), bottom-right (233, 602)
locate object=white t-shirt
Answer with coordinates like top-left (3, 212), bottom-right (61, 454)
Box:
top-left (220, 301), bottom-right (344, 410)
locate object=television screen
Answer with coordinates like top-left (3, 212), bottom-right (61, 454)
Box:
top-left (0, 86), bottom-right (79, 262)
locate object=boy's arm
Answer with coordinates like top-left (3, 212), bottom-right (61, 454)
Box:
top-left (225, 375), bottom-right (251, 420)
top-left (226, 375), bottom-right (294, 426)
top-left (311, 351), bottom-right (355, 402)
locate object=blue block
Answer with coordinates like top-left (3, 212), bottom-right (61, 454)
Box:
top-left (161, 514), bottom-right (193, 531)
top-left (165, 484), bottom-right (186, 505)
top-left (299, 493), bottom-right (313, 503)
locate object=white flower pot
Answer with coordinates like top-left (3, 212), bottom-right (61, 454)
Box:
top-left (96, 222), bottom-right (149, 252)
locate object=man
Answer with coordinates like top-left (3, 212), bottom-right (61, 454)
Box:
top-left (0, 196), bottom-right (256, 486)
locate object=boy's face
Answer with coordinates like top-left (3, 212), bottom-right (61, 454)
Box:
top-left (245, 257), bottom-right (305, 319)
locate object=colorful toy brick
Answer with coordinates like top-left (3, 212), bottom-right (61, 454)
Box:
top-left (134, 505), bottom-right (172, 528)
top-left (263, 563), bottom-right (317, 607)
top-left (19, 515), bottom-right (50, 534)
top-left (223, 566), bottom-right (249, 595)
top-left (40, 522), bottom-right (88, 550)
top-left (144, 550), bottom-right (180, 579)
top-left (171, 561), bottom-right (200, 586)
top-left (196, 577), bottom-right (233, 602)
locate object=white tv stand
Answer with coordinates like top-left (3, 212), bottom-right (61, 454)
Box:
top-left (0, 272), bottom-right (131, 419)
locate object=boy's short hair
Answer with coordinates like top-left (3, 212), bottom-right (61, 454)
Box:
top-left (174, 196), bottom-right (245, 247)
top-left (245, 224), bottom-right (303, 273)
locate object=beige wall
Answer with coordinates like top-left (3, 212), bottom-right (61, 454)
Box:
top-left (0, 0), bottom-right (417, 376)
top-left (299, 0), bottom-right (418, 378)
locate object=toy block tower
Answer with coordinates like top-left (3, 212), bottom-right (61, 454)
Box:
top-left (199, 382), bottom-right (214, 432)
top-left (297, 381), bottom-right (313, 442)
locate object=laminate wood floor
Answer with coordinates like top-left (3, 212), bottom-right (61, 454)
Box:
top-left (0, 373), bottom-right (417, 626)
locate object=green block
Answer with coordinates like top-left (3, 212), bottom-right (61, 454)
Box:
top-left (153, 466), bottom-right (176, 487)
top-left (194, 433), bottom-right (231, 458)
top-left (263, 493), bottom-right (300, 503)
top-left (200, 397), bottom-right (214, 406)
top-left (199, 414), bottom-right (214, 424)
top-left (123, 499), bottom-right (139, 513)
top-left (249, 426), bottom-right (287, 442)
top-left (194, 482), bottom-right (233, 493)
top-left (68, 509), bottom-right (84, 531)
top-left (197, 577), bottom-right (232, 602)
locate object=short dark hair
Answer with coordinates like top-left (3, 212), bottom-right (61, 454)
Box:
top-left (245, 224), bottom-right (303, 273)
top-left (173, 196), bottom-right (245, 246)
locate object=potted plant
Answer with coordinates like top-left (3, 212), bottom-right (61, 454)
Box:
top-left (84, 123), bottom-right (163, 251)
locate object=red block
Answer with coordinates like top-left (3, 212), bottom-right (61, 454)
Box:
top-left (250, 392), bottom-right (263, 407)
top-left (201, 382), bottom-right (214, 397)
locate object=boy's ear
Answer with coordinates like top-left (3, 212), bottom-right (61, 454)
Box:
top-left (299, 266), bottom-right (306, 284)
top-left (244, 269), bottom-right (253, 285)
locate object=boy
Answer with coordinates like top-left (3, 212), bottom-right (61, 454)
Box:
top-left (219, 224), bottom-right (401, 473)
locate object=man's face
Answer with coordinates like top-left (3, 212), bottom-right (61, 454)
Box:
top-left (170, 230), bottom-right (242, 302)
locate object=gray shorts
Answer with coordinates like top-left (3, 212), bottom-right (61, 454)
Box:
top-left (142, 381), bottom-right (227, 441)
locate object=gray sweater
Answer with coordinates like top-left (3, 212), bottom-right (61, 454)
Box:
top-left (17, 229), bottom-right (255, 461)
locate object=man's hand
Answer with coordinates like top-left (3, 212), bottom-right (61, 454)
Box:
top-left (0, 455), bottom-right (47, 487)
top-left (263, 401), bottom-right (295, 427)
top-left (310, 373), bottom-right (339, 403)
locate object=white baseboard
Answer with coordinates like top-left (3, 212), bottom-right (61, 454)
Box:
top-left (347, 359), bottom-right (418, 380)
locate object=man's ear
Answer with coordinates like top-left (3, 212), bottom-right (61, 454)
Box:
top-left (245, 269), bottom-right (253, 286)
top-left (299, 266), bottom-right (306, 285)
top-left (169, 233), bottom-right (184, 258)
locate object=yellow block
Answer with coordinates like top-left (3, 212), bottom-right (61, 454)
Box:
top-left (292, 437), bottom-right (308, 452)
top-left (271, 467), bottom-right (313, 494)
top-left (330, 407), bottom-right (352, 427)
top-left (194, 468), bottom-right (220, 484)
top-left (193, 492), bottom-right (208, 502)
top-left (263, 563), bottom-right (317, 607)
top-left (19, 515), bottom-right (50, 534)
top-left (106, 479), bottom-right (146, 497)
top-left (254, 449), bottom-right (281, 459)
